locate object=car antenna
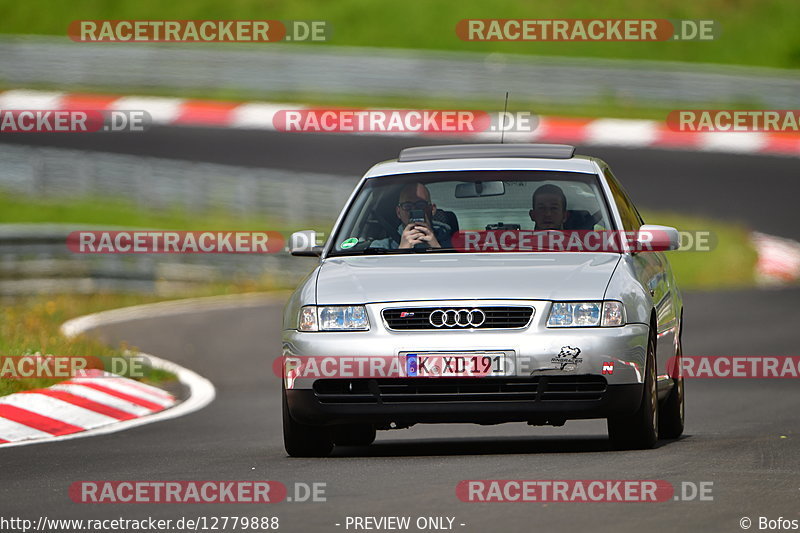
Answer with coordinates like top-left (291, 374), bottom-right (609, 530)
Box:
top-left (500, 91), bottom-right (509, 144)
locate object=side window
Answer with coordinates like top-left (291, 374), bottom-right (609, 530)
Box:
top-left (604, 168), bottom-right (643, 232)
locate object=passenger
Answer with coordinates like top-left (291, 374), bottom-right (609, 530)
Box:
top-left (529, 184), bottom-right (568, 230)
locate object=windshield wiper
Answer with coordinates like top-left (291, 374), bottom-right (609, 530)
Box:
top-left (329, 246), bottom-right (461, 257)
top-left (328, 247), bottom-right (401, 256)
top-left (418, 247), bottom-right (461, 253)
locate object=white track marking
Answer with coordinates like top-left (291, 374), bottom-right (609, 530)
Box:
top-left (585, 119), bottom-right (660, 147)
top-left (67, 377), bottom-right (175, 407)
top-left (700, 131), bottom-right (767, 153)
top-left (0, 89), bottom-right (64, 110)
top-left (231, 102), bottom-right (292, 129)
top-left (61, 292), bottom-right (286, 337)
top-left (49, 384), bottom-right (153, 416)
top-left (110, 96), bottom-right (185, 124)
top-left (0, 418), bottom-right (54, 442)
top-left (0, 393), bottom-right (118, 429)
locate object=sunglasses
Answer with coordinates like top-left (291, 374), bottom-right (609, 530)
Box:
top-left (398, 200), bottom-right (431, 211)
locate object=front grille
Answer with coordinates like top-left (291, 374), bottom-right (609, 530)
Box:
top-left (382, 306), bottom-right (534, 330)
top-left (313, 376), bottom-right (607, 404)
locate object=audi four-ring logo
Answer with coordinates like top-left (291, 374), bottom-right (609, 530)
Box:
top-left (429, 308), bottom-right (486, 328)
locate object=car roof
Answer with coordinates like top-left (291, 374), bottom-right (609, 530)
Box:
top-left (399, 143), bottom-right (576, 161)
top-left (363, 143), bottom-right (603, 178)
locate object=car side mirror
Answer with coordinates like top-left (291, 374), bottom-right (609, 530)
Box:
top-left (636, 225), bottom-right (681, 252)
top-left (289, 230), bottom-right (324, 257)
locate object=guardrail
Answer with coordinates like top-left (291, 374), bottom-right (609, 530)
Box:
top-left (0, 224), bottom-right (321, 296)
top-left (0, 144), bottom-right (356, 224)
top-left (1, 35), bottom-right (800, 109)
top-left (0, 143), bottom-right (354, 295)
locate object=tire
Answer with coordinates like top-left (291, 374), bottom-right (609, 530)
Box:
top-left (659, 320), bottom-right (685, 439)
top-left (607, 326), bottom-right (659, 450)
top-left (331, 424), bottom-right (377, 446)
top-left (282, 385), bottom-right (334, 457)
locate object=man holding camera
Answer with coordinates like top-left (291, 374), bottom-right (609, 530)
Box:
top-left (368, 182), bottom-right (452, 250)
top-left (396, 183), bottom-right (447, 249)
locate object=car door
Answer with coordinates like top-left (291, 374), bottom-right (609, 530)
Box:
top-left (604, 168), bottom-right (677, 393)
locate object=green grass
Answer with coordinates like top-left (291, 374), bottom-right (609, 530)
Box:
top-left (642, 210), bottom-right (757, 290)
top-left (1, 0), bottom-right (800, 69)
top-left (0, 190), bottom-right (329, 231)
top-left (0, 293), bottom-right (176, 396)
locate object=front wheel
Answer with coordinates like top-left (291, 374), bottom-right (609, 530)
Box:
top-left (282, 386), bottom-right (334, 457)
top-left (607, 328), bottom-right (659, 450)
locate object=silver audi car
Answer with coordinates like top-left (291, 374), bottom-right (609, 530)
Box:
top-left (281, 143), bottom-right (684, 456)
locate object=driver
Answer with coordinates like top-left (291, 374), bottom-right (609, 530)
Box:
top-left (372, 183), bottom-right (452, 249)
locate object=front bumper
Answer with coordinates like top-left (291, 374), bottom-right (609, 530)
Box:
top-left (286, 380), bottom-right (644, 426)
top-left (281, 300), bottom-right (649, 425)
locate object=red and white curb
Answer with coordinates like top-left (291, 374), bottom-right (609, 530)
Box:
top-left (0, 369), bottom-right (176, 445)
top-left (752, 232), bottom-right (800, 285)
top-left (2, 89), bottom-right (800, 157)
top-left (0, 304), bottom-right (219, 448)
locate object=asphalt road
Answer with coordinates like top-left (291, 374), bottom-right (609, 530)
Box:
top-left (1, 130), bottom-right (799, 533)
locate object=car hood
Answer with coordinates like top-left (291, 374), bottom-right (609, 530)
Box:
top-left (315, 253), bottom-right (620, 304)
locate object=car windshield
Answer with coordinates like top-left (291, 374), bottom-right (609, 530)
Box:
top-left (328, 170), bottom-right (614, 255)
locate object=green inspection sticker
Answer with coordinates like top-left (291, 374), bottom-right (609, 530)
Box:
top-left (340, 238), bottom-right (359, 249)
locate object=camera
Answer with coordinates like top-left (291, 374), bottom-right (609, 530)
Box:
top-left (408, 208), bottom-right (426, 224)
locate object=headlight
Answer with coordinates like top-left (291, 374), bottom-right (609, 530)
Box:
top-left (547, 301), bottom-right (625, 327)
top-left (298, 305), bottom-right (370, 331)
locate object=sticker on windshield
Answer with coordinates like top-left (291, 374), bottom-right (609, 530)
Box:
top-left (340, 237), bottom-right (359, 249)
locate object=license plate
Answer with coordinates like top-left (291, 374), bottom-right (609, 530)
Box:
top-left (405, 352), bottom-right (506, 377)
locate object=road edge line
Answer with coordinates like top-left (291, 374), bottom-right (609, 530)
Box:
top-left (0, 294), bottom-right (288, 447)
top-left (61, 291), bottom-right (289, 337)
